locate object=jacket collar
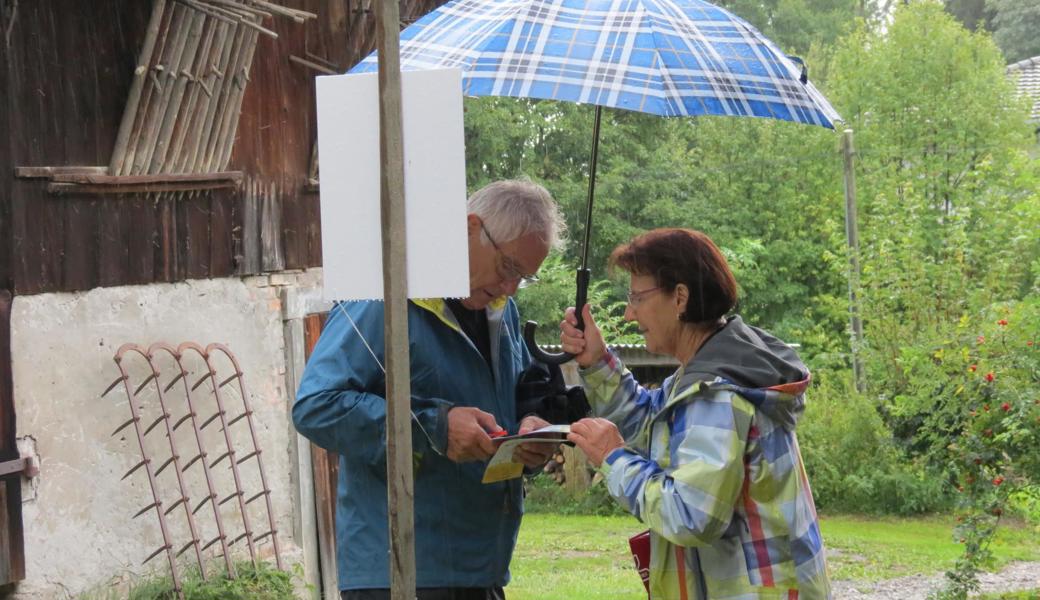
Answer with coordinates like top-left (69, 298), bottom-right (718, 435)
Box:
top-left (412, 297), bottom-right (509, 331)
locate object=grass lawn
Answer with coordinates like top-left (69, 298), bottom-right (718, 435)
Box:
top-left (506, 513), bottom-right (1040, 600)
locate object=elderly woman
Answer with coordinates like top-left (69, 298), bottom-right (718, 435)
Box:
top-left (559, 228), bottom-right (831, 600)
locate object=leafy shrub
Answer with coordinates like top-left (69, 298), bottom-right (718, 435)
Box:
top-left (523, 473), bottom-right (627, 517)
top-left (799, 370), bottom-right (953, 515)
top-left (79, 561), bottom-right (301, 600)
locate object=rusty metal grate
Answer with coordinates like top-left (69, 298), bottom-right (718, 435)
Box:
top-left (104, 342), bottom-right (281, 597)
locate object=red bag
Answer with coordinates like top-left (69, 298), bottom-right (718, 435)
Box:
top-left (629, 529), bottom-right (651, 598)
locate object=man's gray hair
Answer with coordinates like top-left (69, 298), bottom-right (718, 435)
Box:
top-left (468, 179), bottom-right (567, 250)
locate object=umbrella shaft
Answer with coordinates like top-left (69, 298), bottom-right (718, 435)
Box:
top-left (580, 105), bottom-right (602, 269)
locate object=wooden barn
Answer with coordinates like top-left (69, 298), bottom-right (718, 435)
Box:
top-left (0, 1), bottom-right (445, 597)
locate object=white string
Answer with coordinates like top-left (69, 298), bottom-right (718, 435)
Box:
top-left (334, 301), bottom-right (445, 456)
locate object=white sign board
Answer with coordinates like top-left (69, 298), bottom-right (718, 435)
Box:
top-left (316, 69), bottom-right (469, 301)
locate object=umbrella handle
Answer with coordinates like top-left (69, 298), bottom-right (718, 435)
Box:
top-left (523, 269), bottom-right (590, 365)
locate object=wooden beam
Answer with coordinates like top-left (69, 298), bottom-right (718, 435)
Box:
top-left (49, 171), bottom-right (242, 185)
top-left (13, 166), bottom-right (109, 179)
top-left (289, 55), bottom-right (337, 75)
top-left (374, 0), bottom-right (416, 597)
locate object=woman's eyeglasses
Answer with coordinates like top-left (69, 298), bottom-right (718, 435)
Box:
top-left (626, 286), bottom-right (661, 306)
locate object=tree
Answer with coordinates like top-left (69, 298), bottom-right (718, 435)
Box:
top-left (987, 0), bottom-right (1040, 63)
top-left (944, 0), bottom-right (1040, 63)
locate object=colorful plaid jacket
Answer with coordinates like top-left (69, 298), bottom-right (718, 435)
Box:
top-left (583, 316), bottom-right (831, 600)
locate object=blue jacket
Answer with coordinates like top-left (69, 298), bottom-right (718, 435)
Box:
top-left (293, 298), bottom-right (530, 590)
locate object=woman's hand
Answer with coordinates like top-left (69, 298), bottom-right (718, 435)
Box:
top-left (559, 303), bottom-right (608, 368)
top-left (567, 417), bottom-right (625, 467)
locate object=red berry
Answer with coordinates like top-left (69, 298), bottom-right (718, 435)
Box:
top-left (997, 319), bottom-right (1008, 326)
top-left (993, 476), bottom-right (1004, 486)
top-left (1001, 402), bottom-right (1011, 412)
top-left (985, 372), bottom-right (995, 382)
top-left (969, 364), bottom-right (977, 372)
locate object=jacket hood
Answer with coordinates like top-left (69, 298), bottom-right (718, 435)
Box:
top-left (676, 315), bottom-right (810, 429)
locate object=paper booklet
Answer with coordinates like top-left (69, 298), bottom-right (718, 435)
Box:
top-left (481, 424), bottom-right (572, 484)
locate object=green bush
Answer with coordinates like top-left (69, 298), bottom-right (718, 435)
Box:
top-left (800, 370), bottom-right (954, 515)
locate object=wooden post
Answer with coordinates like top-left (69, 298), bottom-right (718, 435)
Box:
top-left (110, 0), bottom-right (169, 175)
top-left (842, 130), bottom-right (866, 393)
top-left (374, 1), bottom-right (416, 598)
top-left (0, 291), bottom-right (25, 584)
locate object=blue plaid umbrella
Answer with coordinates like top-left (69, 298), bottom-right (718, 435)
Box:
top-left (351, 0), bottom-right (841, 362)
top-left (351, 0), bottom-right (840, 125)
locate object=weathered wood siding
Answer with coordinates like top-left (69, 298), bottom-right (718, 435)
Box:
top-left (1, 0), bottom-right (447, 295)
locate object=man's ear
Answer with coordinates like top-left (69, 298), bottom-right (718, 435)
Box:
top-left (467, 214), bottom-right (482, 238)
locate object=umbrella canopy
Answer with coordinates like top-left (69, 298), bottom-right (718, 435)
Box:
top-left (350, 0), bottom-right (840, 127)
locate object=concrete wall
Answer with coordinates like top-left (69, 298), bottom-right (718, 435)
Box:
top-left (8, 270), bottom-right (327, 599)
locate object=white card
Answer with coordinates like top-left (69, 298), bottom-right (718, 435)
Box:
top-left (316, 69), bottom-right (469, 301)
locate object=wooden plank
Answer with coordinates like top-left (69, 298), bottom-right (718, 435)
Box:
top-left (0, 17), bottom-right (10, 293)
top-left (260, 182), bottom-right (284, 272)
top-left (237, 179), bottom-right (262, 275)
top-left (0, 291), bottom-right (25, 584)
top-left (127, 194), bottom-right (158, 284)
top-left (98, 193), bottom-right (131, 288)
top-left (209, 188), bottom-right (235, 278)
top-left (11, 181), bottom-right (63, 296)
top-left (155, 192), bottom-right (180, 282)
top-left (303, 313), bottom-right (338, 600)
top-left (60, 198), bottom-right (99, 291)
top-left (180, 190), bottom-right (212, 280)
top-left (374, 0), bottom-right (416, 596)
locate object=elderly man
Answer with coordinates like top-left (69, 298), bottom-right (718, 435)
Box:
top-left (293, 179), bottom-right (567, 600)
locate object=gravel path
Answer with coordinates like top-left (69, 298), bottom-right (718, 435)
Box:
top-left (833, 561), bottom-right (1040, 599)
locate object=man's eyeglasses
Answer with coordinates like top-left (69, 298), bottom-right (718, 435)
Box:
top-left (480, 222), bottom-right (539, 289)
top-left (626, 286), bottom-right (661, 306)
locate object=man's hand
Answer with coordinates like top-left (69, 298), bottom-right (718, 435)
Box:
top-left (513, 414), bottom-right (554, 468)
top-left (446, 407), bottom-right (502, 462)
top-left (560, 303), bottom-right (608, 368)
top-left (567, 418), bottom-right (625, 467)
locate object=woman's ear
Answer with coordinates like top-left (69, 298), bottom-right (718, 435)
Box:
top-left (674, 283), bottom-right (689, 318)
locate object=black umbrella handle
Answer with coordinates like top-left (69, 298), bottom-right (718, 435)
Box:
top-left (523, 268), bottom-right (590, 365)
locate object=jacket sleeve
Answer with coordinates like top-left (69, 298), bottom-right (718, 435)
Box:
top-left (292, 302), bottom-right (453, 467)
top-left (599, 388), bottom-right (755, 548)
top-left (580, 351), bottom-right (665, 443)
